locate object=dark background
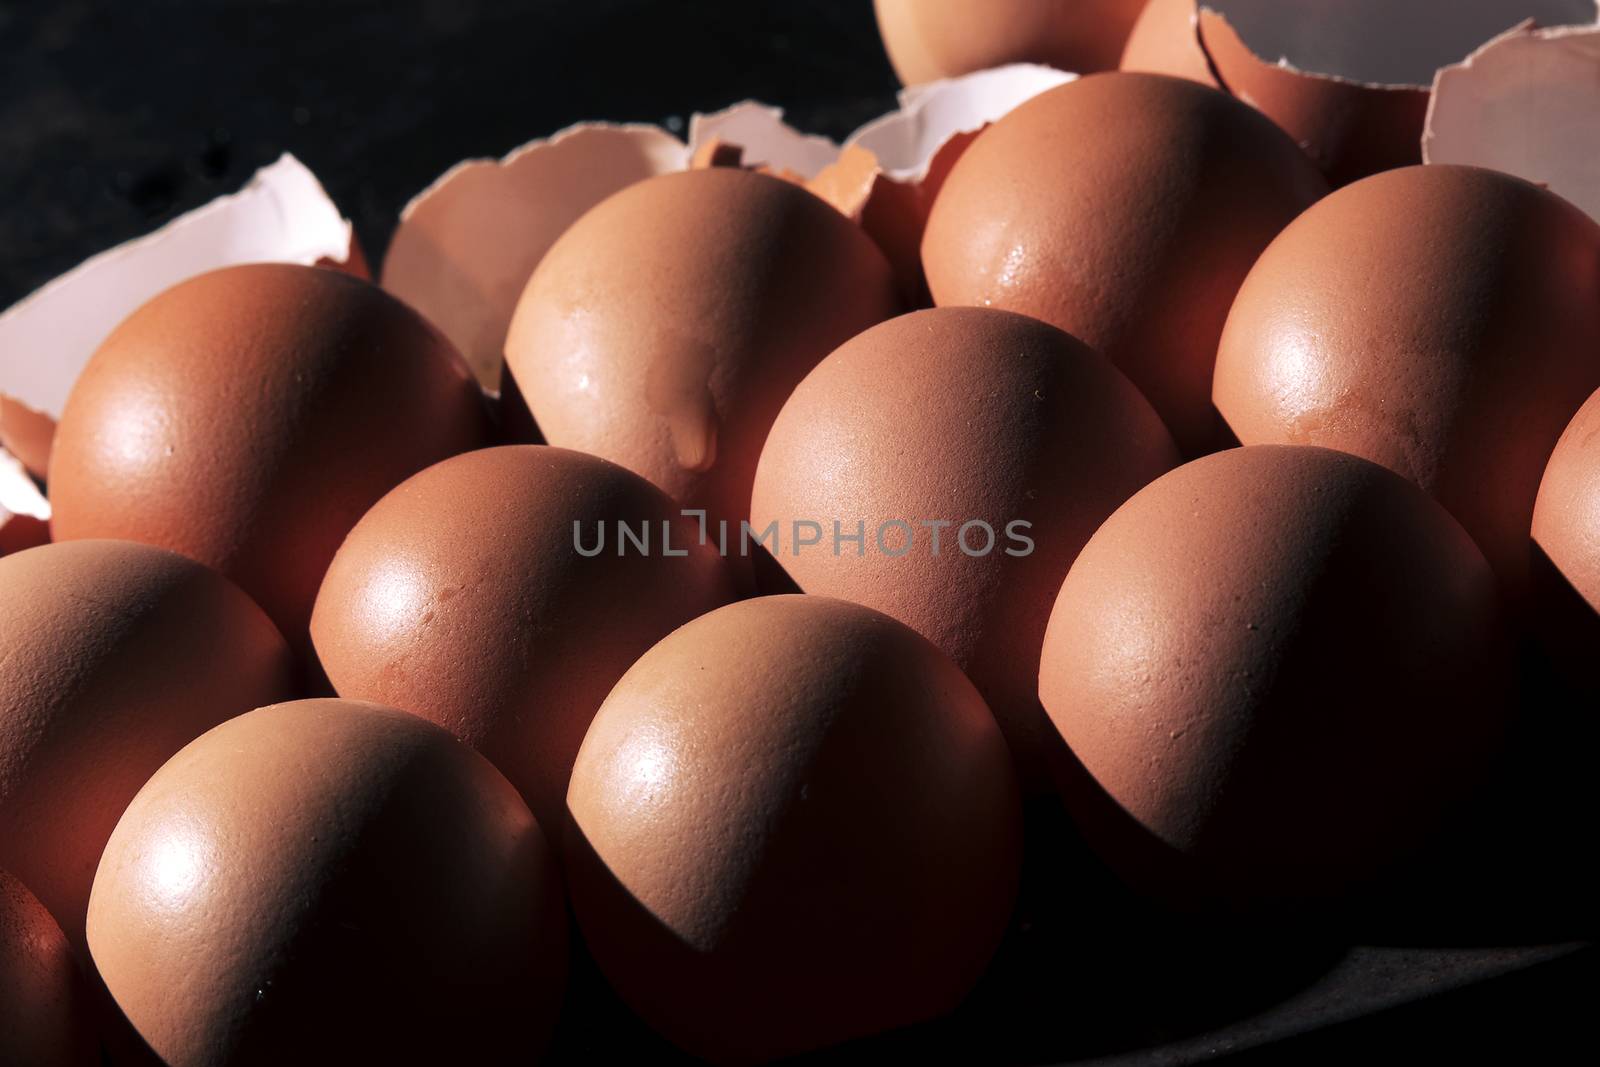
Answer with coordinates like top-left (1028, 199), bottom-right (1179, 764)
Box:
top-left (3, 2), bottom-right (1593, 1062)
top-left (0, 0), bottom-right (900, 308)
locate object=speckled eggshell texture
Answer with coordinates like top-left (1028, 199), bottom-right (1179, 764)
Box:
top-left (921, 72), bottom-right (1327, 454)
top-left (0, 870), bottom-right (97, 1067)
top-left (504, 168), bottom-right (900, 552)
top-left (47, 263), bottom-right (491, 646)
top-left (750, 307), bottom-right (1177, 787)
top-left (874, 0), bottom-right (1147, 84)
top-left (310, 445), bottom-right (736, 830)
top-left (86, 699), bottom-right (568, 1067)
top-left (1214, 165), bottom-right (1600, 605)
top-left (1532, 387), bottom-right (1600, 681)
top-left (565, 595), bottom-right (1021, 1064)
top-left (1039, 446), bottom-right (1510, 908)
top-left (0, 539), bottom-right (294, 952)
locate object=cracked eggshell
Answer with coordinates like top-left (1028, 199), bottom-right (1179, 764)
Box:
top-left (381, 124), bottom-right (689, 390)
top-left (1195, 4), bottom-right (1431, 185)
top-left (874, 0), bottom-right (1145, 84)
top-left (1531, 388), bottom-right (1600, 683)
top-left (1425, 20), bottom-right (1600, 224)
top-left (1124, 2), bottom-right (1599, 186)
top-left (750, 308), bottom-right (1178, 788)
top-left (48, 263), bottom-right (491, 650)
top-left (565, 595), bottom-right (1021, 1064)
top-left (922, 72), bottom-right (1328, 454)
top-left (0, 154), bottom-right (359, 477)
top-left (504, 168), bottom-right (899, 556)
top-left (1040, 446), bottom-right (1510, 908)
top-left (0, 540), bottom-right (294, 953)
top-left (310, 445), bottom-right (736, 831)
top-left (810, 64), bottom-right (1075, 300)
top-left (86, 699), bottom-right (567, 1067)
top-left (1120, 0), bottom-right (1218, 85)
top-left (1213, 165), bottom-right (1600, 606)
top-left (687, 102), bottom-right (840, 180)
top-left (0, 870), bottom-right (97, 1067)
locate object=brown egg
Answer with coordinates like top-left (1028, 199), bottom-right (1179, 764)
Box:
top-left (1119, 0), bottom-right (1217, 86)
top-left (1040, 446), bottom-right (1509, 908)
top-left (504, 168), bottom-right (899, 560)
top-left (311, 445), bottom-right (735, 830)
top-left (1213, 165), bottom-right (1600, 605)
top-left (874, 0), bottom-right (1147, 85)
top-left (87, 699), bottom-right (567, 1066)
top-left (750, 307), bottom-right (1176, 788)
top-left (0, 539), bottom-right (293, 952)
top-left (1532, 387), bottom-right (1600, 682)
top-left (565, 595), bottom-right (1020, 1063)
top-left (922, 72), bottom-right (1326, 453)
top-left (48, 263), bottom-right (491, 648)
top-left (1, 870), bottom-right (97, 1067)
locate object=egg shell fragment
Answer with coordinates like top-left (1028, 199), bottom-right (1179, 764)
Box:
top-left (311, 445), bottom-right (736, 831)
top-left (0, 540), bottom-right (294, 953)
top-left (751, 307), bottom-right (1177, 787)
top-left (87, 699), bottom-right (568, 1067)
top-left (1425, 19), bottom-right (1600, 224)
top-left (1040, 446), bottom-right (1511, 908)
top-left (1123, 2), bottom-right (1600, 185)
top-left (565, 595), bottom-right (1021, 1064)
top-left (1213, 164), bottom-right (1600, 605)
top-left (922, 72), bottom-right (1328, 454)
top-left (47, 263), bottom-right (491, 650)
top-left (1196, 5), bottom-right (1429, 185)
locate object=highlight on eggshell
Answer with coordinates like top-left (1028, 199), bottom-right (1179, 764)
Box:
top-left (0, 154), bottom-right (360, 482)
top-left (1, 1), bottom-right (1596, 1059)
top-left (86, 699), bottom-right (568, 1067)
top-left (0, 540), bottom-right (295, 953)
top-left (47, 262), bottom-right (491, 651)
top-left (1213, 163), bottom-right (1600, 607)
top-left (310, 444), bottom-right (737, 831)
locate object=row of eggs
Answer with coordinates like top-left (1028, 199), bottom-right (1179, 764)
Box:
top-left (4, 70), bottom-right (1599, 1064)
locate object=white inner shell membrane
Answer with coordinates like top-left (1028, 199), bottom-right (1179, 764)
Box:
top-left (1210, 0), bottom-right (1600, 86)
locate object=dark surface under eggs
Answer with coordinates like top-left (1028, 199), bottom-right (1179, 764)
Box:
top-left (1, 2), bottom-right (1593, 1063)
